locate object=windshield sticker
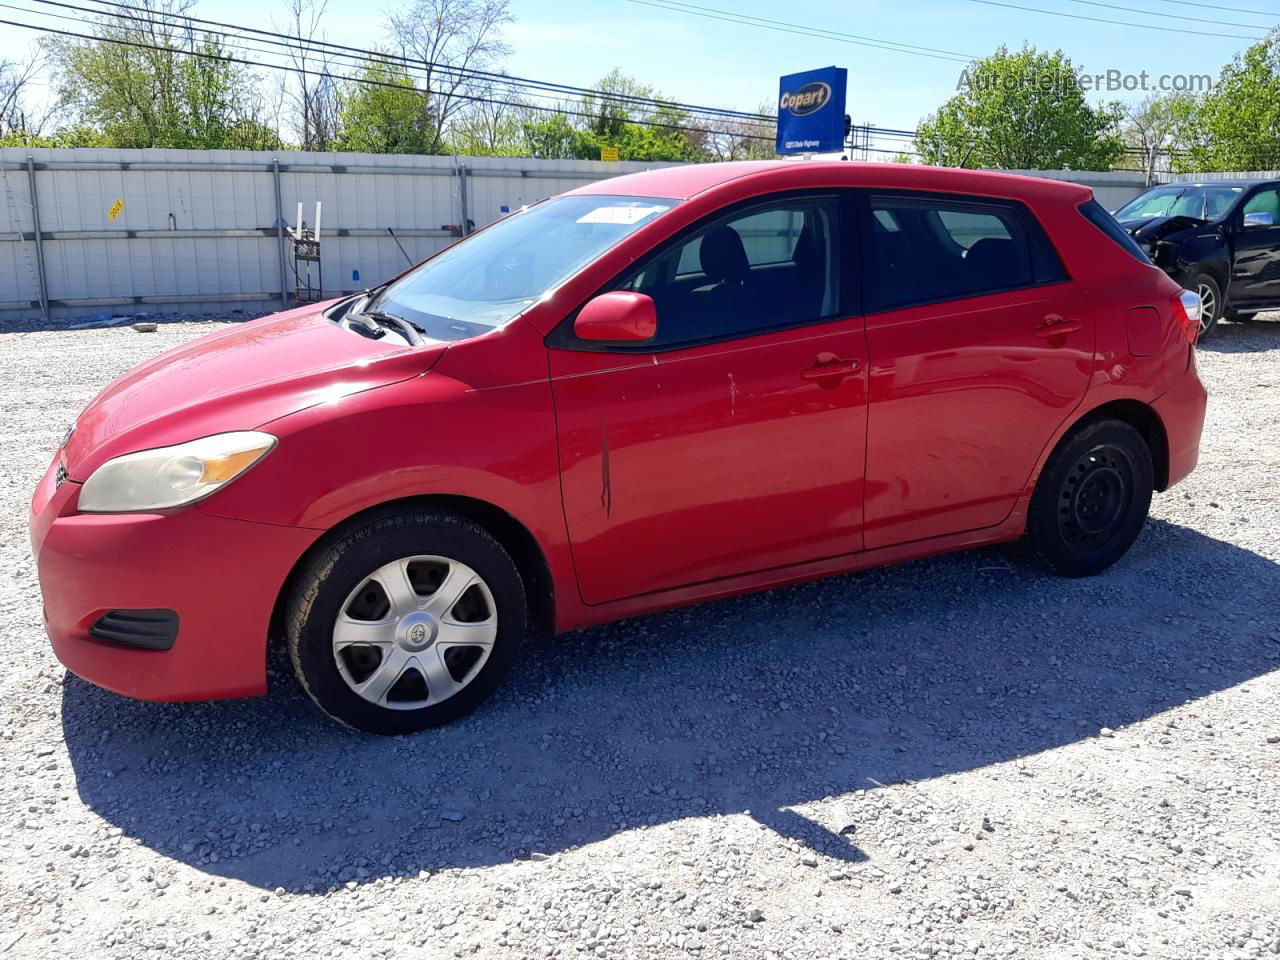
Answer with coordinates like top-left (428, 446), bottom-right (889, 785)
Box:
top-left (576, 204), bottom-right (668, 225)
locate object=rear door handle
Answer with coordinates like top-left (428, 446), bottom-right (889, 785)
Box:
top-left (801, 354), bottom-right (861, 381)
top-left (1035, 314), bottom-right (1082, 338)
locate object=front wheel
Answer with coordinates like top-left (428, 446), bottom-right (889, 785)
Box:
top-left (1027, 419), bottom-right (1154, 578)
top-left (286, 509), bottom-right (527, 734)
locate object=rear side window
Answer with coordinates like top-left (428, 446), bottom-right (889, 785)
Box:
top-left (865, 194), bottom-right (1067, 312)
top-left (934, 209), bottom-right (1013, 249)
top-left (1079, 199), bottom-right (1151, 264)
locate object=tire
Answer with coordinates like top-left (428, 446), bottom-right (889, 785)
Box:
top-left (1224, 310), bottom-right (1256, 324)
top-left (1189, 273), bottom-right (1221, 340)
top-left (1027, 419), bottom-right (1154, 578)
top-left (286, 508), bottom-right (527, 734)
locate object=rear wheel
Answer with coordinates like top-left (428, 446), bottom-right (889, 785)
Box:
top-left (1190, 273), bottom-right (1221, 340)
top-left (1027, 419), bottom-right (1154, 578)
top-left (287, 509), bottom-right (527, 734)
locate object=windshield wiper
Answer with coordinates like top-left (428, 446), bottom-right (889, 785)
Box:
top-left (359, 307), bottom-right (428, 345)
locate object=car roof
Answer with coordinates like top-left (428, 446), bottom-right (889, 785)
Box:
top-left (565, 161), bottom-right (1095, 203)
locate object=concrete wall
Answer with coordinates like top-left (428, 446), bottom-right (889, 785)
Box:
top-left (1166, 171), bottom-right (1280, 181)
top-left (0, 149), bottom-right (677, 321)
top-left (1001, 169), bottom-right (1149, 212)
top-left (0, 150), bottom-right (1157, 322)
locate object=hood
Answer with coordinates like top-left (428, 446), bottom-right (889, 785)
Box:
top-left (1119, 214), bottom-right (1209, 242)
top-left (63, 302), bottom-right (447, 480)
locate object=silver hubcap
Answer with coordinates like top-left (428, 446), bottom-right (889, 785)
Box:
top-left (333, 555), bottom-right (497, 710)
top-left (1197, 283), bottom-right (1217, 334)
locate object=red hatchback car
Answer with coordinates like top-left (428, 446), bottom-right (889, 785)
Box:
top-left (30, 162), bottom-right (1207, 733)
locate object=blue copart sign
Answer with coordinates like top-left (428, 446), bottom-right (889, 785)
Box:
top-left (776, 67), bottom-right (848, 155)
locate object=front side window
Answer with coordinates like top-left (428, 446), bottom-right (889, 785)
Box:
top-left (369, 195), bottom-right (676, 340)
top-left (1242, 188), bottom-right (1280, 221)
top-left (612, 196), bottom-right (841, 348)
top-left (866, 195), bottom-right (1060, 312)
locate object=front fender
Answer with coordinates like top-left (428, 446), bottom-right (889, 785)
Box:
top-left (1168, 232), bottom-right (1230, 288)
top-left (199, 368), bottom-right (559, 528)
top-left (194, 357), bottom-right (579, 624)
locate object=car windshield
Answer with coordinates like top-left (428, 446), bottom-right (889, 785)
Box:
top-left (367, 195), bottom-right (677, 340)
top-left (1115, 185), bottom-right (1245, 222)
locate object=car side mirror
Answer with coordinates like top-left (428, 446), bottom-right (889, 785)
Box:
top-left (574, 292), bottom-right (657, 343)
top-left (1244, 211), bottom-right (1275, 229)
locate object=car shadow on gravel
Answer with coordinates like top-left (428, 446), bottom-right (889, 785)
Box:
top-left (60, 518), bottom-right (1280, 892)
top-left (0, 314), bottom-right (261, 334)
top-left (1199, 315), bottom-right (1280, 354)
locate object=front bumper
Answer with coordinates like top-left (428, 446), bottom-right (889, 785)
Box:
top-left (1151, 352), bottom-right (1208, 490)
top-left (30, 454), bottom-right (319, 702)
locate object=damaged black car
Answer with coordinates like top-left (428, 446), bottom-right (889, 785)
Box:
top-left (1115, 179), bottom-right (1280, 339)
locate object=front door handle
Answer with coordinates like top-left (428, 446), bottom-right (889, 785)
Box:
top-left (801, 353), bottom-right (861, 381)
top-left (1035, 314), bottom-right (1082, 338)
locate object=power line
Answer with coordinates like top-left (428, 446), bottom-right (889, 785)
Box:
top-left (1067, 0), bottom-right (1276, 31)
top-left (966, 0), bottom-right (1266, 40)
top-left (55, 0), bottom-right (778, 125)
top-left (1150, 0), bottom-right (1280, 17)
top-left (8, 7), bottom-right (941, 157)
top-left (0, 13), bottom-right (786, 143)
top-left (625, 0), bottom-right (976, 63)
top-left (7, 3), bottom-right (1221, 164)
top-left (17, 0), bottom-right (645, 122)
top-left (17, 0), bottom-right (939, 151)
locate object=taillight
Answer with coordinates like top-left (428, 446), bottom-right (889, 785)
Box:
top-left (1171, 289), bottom-right (1201, 344)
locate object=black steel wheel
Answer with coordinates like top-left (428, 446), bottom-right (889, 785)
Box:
top-left (1028, 419), bottom-right (1153, 577)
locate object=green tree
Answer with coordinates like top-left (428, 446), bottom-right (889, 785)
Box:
top-left (606, 115), bottom-right (697, 162)
top-left (582, 69), bottom-right (697, 161)
top-left (335, 59), bottom-right (433, 154)
top-left (1171, 31), bottom-right (1280, 172)
top-left (580, 68), bottom-right (657, 140)
top-left (915, 46), bottom-right (1124, 170)
top-left (520, 70), bottom-right (698, 162)
top-left (520, 112), bottom-right (593, 160)
top-left (46, 0), bottom-right (279, 149)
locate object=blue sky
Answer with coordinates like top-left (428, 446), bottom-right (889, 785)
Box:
top-left (4, 0), bottom-right (1278, 136)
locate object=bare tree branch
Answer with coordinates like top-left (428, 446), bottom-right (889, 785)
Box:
top-left (696, 99), bottom-right (777, 161)
top-left (274, 0), bottom-right (341, 150)
top-left (386, 0), bottom-right (512, 153)
top-left (0, 56), bottom-right (43, 138)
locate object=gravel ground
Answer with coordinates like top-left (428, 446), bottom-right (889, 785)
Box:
top-left (2, 316), bottom-right (1279, 960)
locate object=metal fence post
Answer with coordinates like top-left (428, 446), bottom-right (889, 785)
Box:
top-left (273, 158), bottom-right (288, 309)
top-left (458, 162), bottom-right (470, 237)
top-left (25, 156), bottom-right (50, 321)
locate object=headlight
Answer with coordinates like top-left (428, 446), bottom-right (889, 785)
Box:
top-left (78, 431), bottom-right (276, 512)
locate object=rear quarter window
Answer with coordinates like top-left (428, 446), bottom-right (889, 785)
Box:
top-left (1080, 199), bottom-right (1152, 264)
top-left (864, 193), bottom-right (1067, 312)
